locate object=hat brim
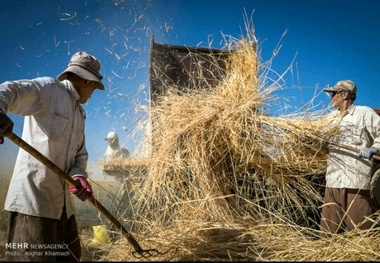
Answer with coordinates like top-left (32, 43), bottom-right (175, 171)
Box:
top-left (57, 65), bottom-right (105, 90)
top-left (323, 87), bottom-right (340, 93)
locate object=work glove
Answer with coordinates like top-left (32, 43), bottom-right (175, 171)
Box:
top-left (69, 175), bottom-right (93, 201)
top-left (358, 147), bottom-right (378, 160)
top-left (0, 110), bottom-right (14, 144)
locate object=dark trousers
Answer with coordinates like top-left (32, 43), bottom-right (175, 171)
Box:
top-left (5, 209), bottom-right (81, 262)
top-left (320, 187), bottom-right (373, 235)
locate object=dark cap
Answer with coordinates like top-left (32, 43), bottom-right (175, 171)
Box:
top-left (57, 51), bottom-right (105, 90)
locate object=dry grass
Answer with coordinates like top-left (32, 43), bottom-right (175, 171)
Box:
top-left (95, 21), bottom-right (380, 261)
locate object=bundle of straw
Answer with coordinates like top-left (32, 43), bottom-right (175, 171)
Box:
top-left (98, 25), bottom-right (378, 262)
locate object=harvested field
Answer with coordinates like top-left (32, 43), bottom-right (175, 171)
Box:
top-left (0, 176), bottom-right (121, 262)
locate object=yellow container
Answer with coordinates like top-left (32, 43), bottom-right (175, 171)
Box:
top-left (92, 225), bottom-right (110, 244)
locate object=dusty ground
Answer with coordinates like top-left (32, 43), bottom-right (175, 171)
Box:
top-left (0, 175), bottom-right (123, 261)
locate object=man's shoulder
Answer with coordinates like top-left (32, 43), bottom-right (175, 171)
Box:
top-left (354, 105), bottom-right (378, 114)
top-left (32, 76), bottom-right (61, 86)
top-left (121, 148), bottom-right (130, 156)
top-left (354, 104), bottom-right (373, 110)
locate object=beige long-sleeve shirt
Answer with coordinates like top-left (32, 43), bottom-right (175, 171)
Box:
top-left (326, 104), bottom-right (380, 189)
top-left (0, 77), bottom-right (88, 219)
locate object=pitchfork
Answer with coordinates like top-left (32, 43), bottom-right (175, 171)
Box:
top-left (7, 132), bottom-right (165, 258)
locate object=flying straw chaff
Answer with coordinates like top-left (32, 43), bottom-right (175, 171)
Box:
top-left (128, 35), bottom-right (338, 228)
top-left (99, 20), bottom-right (357, 262)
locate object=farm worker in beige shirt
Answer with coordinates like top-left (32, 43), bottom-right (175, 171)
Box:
top-left (0, 51), bottom-right (104, 261)
top-left (321, 80), bottom-right (380, 235)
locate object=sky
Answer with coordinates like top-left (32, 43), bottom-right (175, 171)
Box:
top-left (0, 0), bottom-right (379, 179)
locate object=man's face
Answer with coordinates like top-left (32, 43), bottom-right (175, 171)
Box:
top-left (107, 136), bottom-right (118, 146)
top-left (330, 90), bottom-right (348, 109)
top-left (78, 81), bottom-right (97, 104)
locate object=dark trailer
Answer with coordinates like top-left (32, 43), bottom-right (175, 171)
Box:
top-left (149, 35), bottom-right (237, 104)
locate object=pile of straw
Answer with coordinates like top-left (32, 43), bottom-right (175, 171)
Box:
top-left (97, 30), bottom-right (380, 261)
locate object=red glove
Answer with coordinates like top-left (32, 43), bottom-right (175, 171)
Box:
top-left (69, 175), bottom-right (93, 201)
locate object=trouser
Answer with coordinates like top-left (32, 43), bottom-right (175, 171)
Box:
top-left (320, 187), bottom-right (373, 235)
top-left (5, 209), bottom-right (81, 262)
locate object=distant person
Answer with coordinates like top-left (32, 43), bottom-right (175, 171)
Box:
top-left (320, 80), bottom-right (380, 235)
top-left (0, 51), bottom-right (104, 261)
top-left (104, 131), bottom-right (130, 160)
